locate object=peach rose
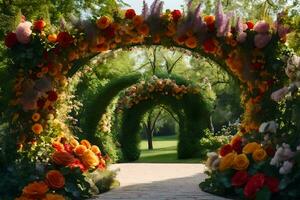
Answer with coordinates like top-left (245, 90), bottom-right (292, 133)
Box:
top-left (133, 15), bottom-right (144, 26)
top-left (32, 123), bottom-right (43, 134)
top-left (43, 194), bottom-right (65, 200)
top-left (80, 139), bottom-right (91, 149)
top-left (74, 144), bottom-right (87, 156)
top-left (219, 152), bottom-right (236, 171)
top-left (46, 170), bottom-right (65, 189)
top-left (16, 21), bottom-right (32, 44)
top-left (243, 142), bottom-right (261, 154)
top-left (52, 151), bottom-right (75, 166)
top-left (91, 145), bottom-right (101, 155)
top-left (233, 154), bottom-right (250, 170)
top-left (82, 149), bottom-right (100, 168)
top-left (32, 113), bottom-right (41, 122)
top-left (47, 34), bottom-right (57, 43)
top-left (253, 148), bottom-right (267, 162)
top-left (69, 138), bottom-right (79, 148)
top-left (22, 181), bottom-right (49, 199)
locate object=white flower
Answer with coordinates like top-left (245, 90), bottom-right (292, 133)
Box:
top-left (279, 161), bottom-right (293, 174)
top-left (206, 152), bottom-right (219, 170)
top-left (259, 121), bottom-right (278, 133)
top-left (271, 87), bottom-right (289, 102)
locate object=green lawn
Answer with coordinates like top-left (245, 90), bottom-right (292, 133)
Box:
top-left (135, 135), bottom-right (203, 163)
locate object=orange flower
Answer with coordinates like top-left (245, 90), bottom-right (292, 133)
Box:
top-left (80, 139), bottom-right (91, 149)
top-left (32, 123), bottom-right (43, 135)
top-left (47, 34), bottom-right (57, 43)
top-left (82, 149), bottom-right (100, 168)
top-left (253, 148), bottom-right (267, 162)
top-left (243, 142), bottom-right (261, 154)
top-left (219, 152), bottom-right (236, 171)
top-left (52, 151), bottom-right (75, 166)
top-left (46, 170), bottom-right (65, 189)
top-left (22, 181), bottom-right (49, 199)
top-left (43, 194), bottom-right (65, 200)
top-left (96, 16), bottom-right (111, 29)
top-left (32, 113), bottom-right (41, 122)
top-left (91, 145), bottom-right (101, 155)
top-left (74, 144), bottom-right (87, 156)
top-left (204, 15), bottom-right (215, 25)
top-left (233, 153), bottom-right (249, 170)
top-left (185, 36), bottom-right (198, 49)
top-left (137, 24), bottom-right (150, 36)
top-left (133, 15), bottom-right (144, 26)
top-left (70, 138), bottom-right (79, 148)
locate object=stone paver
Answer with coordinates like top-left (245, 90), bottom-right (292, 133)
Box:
top-left (93, 163), bottom-right (229, 200)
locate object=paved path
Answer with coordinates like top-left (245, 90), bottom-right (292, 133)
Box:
top-left (93, 163), bottom-right (228, 200)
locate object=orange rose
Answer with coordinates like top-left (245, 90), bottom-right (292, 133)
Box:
top-left (233, 154), bottom-right (250, 170)
top-left (185, 36), bottom-right (198, 49)
top-left (32, 113), bottom-right (41, 122)
top-left (70, 138), bottom-right (79, 148)
top-left (81, 149), bottom-right (100, 168)
top-left (32, 123), bottom-right (43, 134)
top-left (253, 148), bottom-right (267, 162)
top-left (133, 15), bottom-right (144, 26)
top-left (80, 139), bottom-right (91, 149)
top-left (46, 170), bottom-right (65, 189)
top-left (137, 24), bottom-right (150, 36)
top-left (43, 194), bottom-right (65, 200)
top-left (243, 142), bottom-right (261, 154)
top-left (96, 16), bottom-right (111, 29)
top-left (74, 144), bottom-right (87, 156)
top-left (52, 151), bottom-right (75, 166)
top-left (47, 34), bottom-right (57, 43)
top-left (22, 181), bottom-right (49, 199)
top-left (219, 152), bottom-right (236, 171)
top-left (204, 15), bottom-right (215, 25)
top-left (91, 145), bottom-right (101, 155)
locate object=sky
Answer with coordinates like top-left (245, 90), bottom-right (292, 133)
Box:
top-left (123, 0), bottom-right (186, 14)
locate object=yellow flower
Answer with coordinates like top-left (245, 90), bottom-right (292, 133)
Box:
top-left (243, 142), bottom-right (261, 154)
top-left (233, 154), bottom-right (250, 170)
top-left (32, 123), bottom-right (43, 135)
top-left (82, 149), bottom-right (100, 168)
top-left (91, 145), bottom-right (101, 154)
top-left (253, 148), bottom-right (267, 162)
top-left (219, 152), bottom-right (236, 171)
top-left (32, 112), bottom-right (41, 122)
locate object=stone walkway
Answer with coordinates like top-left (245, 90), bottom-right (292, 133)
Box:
top-left (93, 163), bottom-right (228, 200)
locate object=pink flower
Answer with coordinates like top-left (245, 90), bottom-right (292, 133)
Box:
top-left (16, 21), bottom-right (32, 44)
top-left (237, 32), bottom-right (247, 43)
top-left (254, 21), bottom-right (270, 33)
top-left (254, 33), bottom-right (272, 48)
top-left (271, 87), bottom-right (289, 102)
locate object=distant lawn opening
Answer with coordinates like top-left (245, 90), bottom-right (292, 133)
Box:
top-left (135, 135), bottom-right (203, 163)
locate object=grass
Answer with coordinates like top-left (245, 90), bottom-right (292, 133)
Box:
top-left (135, 135), bottom-right (203, 163)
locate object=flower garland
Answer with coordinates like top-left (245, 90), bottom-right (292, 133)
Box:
top-left (117, 76), bottom-right (200, 111)
top-left (1, 0), bottom-right (294, 199)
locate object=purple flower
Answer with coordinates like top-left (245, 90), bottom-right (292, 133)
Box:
top-left (254, 33), bottom-right (271, 48)
top-left (142, 0), bottom-right (150, 19)
top-left (271, 87), bottom-right (289, 102)
top-left (237, 32), bottom-right (247, 43)
top-left (215, 0), bottom-right (232, 37)
top-left (277, 24), bottom-right (291, 39)
top-left (254, 21), bottom-right (270, 33)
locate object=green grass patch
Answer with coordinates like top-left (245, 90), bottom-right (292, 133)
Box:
top-left (135, 135), bottom-right (203, 163)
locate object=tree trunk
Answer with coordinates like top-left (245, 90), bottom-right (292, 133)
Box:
top-left (147, 130), bottom-right (153, 150)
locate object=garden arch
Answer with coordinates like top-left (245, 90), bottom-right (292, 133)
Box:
top-left (1, 0), bottom-right (295, 199)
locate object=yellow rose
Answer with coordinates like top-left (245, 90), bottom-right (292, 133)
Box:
top-left (243, 142), bottom-right (261, 154)
top-left (219, 152), bottom-right (236, 171)
top-left (252, 148), bottom-right (267, 162)
top-left (233, 154), bottom-right (250, 170)
top-left (81, 149), bottom-right (99, 168)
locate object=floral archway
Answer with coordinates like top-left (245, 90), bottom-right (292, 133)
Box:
top-left (1, 0), bottom-right (297, 199)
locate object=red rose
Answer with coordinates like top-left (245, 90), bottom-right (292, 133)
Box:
top-left (207, 23), bottom-right (215, 32)
top-left (171, 10), bottom-right (182, 22)
top-left (265, 176), bottom-right (279, 193)
top-left (125, 9), bottom-right (136, 19)
top-left (57, 32), bottom-right (74, 48)
top-left (47, 91), bottom-right (58, 102)
top-left (266, 146), bottom-right (275, 157)
top-left (232, 171), bottom-right (249, 187)
top-left (34, 19), bottom-right (46, 32)
top-left (232, 137), bottom-right (243, 154)
top-left (244, 173), bottom-right (265, 198)
top-left (103, 25), bottom-right (116, 38)
top-left (220, 144), bottom-right (233, 157)
top-left (203, 38), bottom-right (216, 53)
top-left (37, 98), bottom-right (46, 109)
top-left (5, 32), bottom-right (18, 48)
top-left (246, 21), bottom-right (254, 29)
top-left (68, 159), bottom-right (87, 172)
top-left (64, 144), bottom-right (73, 154)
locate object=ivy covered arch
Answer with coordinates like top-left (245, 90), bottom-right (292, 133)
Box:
top-left (1, 0), bottom-right (295, 199)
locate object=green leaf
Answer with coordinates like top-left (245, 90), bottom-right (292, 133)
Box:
top-left (256, 187), bottom-right (271, 200)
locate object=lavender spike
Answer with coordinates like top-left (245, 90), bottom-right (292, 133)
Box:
top-left (236, 17), bottom-right (243, 33)
top-left (155, 1), bottom-right (164, 18)
top-left (142, 0), bottom-right (149, 19)
top-left (150, 0), bottom-right (160, 16)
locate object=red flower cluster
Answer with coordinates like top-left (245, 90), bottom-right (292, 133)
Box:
top-left (203, 38), bottom-right (216, 53)
top-left (231, 136), bottom-right (243, 154)
top-left (171, 10), bottom-right (182, 22)
top-left (57, 32), bottom-right (74, 48)
top-left (231, 171), bottom-right (249, 187)
top-left (5, 32), bottom-right (18, 48)
top-left (220, 144), bottom-right (233, 157)
top-left (246, 21), bottom-right (254, 29)
top-left (34, 19), bottom-right (46, 32)
top-left (125, 9), bottom-right (136, 19)
top-left (243, 173), bottom-right (279, 198)
top-left (47, 90), bottom-right (58, 102)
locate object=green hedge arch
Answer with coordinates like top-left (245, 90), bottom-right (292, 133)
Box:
top-left (118, 74), bottom-right (211, 161)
